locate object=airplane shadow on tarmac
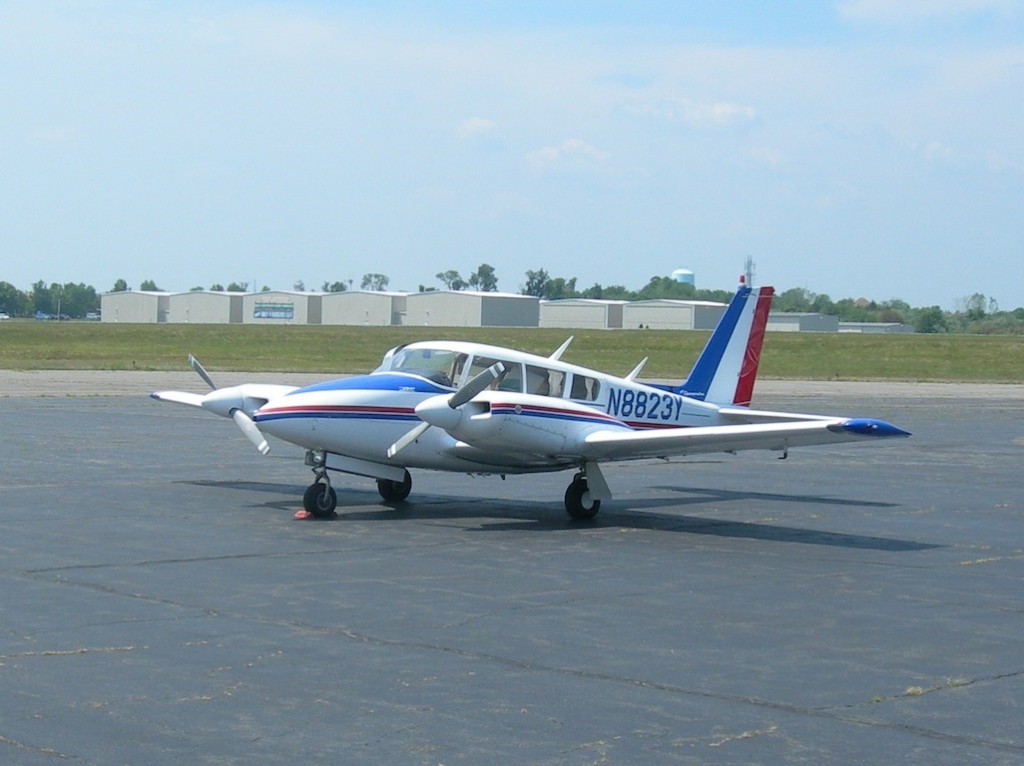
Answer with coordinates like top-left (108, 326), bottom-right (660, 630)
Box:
top-left (184, 480), bottom-right (938, 553)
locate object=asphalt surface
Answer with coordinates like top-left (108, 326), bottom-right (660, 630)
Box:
top-left (1, 376), bottom-right (1023, 764)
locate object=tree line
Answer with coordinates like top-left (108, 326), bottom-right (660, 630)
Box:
top-left (2, 269), bottom-right (1021, 334)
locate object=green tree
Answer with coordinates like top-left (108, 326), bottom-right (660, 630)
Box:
top-left (961, 293), bottom-right (988, 321)
top-left (521, 268), bottom-right (550, 297)
top-left (637, 276), bottom-right (697, 300)
top-left (599, 284), bottom-right (634, 300)
top-left (915, 306), bottom-right (948, 333)
top-left (32, 281), bottom-right (54, 315)
top-left (361, 273), bottom-right (389, 291)
top-left (0, 281), bottom-right (30, 316)
top-left (322, 281), bottom-right (348, 293)
top-left (774, 287), bottom-right (814, 313)
top-left (467, 263), bottom-right (498, 292)
top-left (810, 293), bottom-right (836, 315)
top-left (58, 283), bottom-right (99, 318)
top-left (112, 279), bottom-right (129, 292)
top-left (139, 279), bottom-right (160, 291)
top-left (436, 270), bottom-right (467, 290)
top-left (544, 276), bottom-right (578, 300)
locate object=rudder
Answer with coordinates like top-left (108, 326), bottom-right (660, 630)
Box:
top-left (677, 284), bottom-right (774, 405)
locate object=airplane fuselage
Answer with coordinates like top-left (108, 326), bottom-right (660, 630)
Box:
top-left (253, 341), bottom-right (725, 475)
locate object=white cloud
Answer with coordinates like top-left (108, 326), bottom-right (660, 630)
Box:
top-left (920, 140), bottom-right (955, 162)
top-left (637, 97), bottom-right (757, 129)
top-left (750, 146), bottom-right (786, 167)
top-left (838, 0), bottom-right (1021, 23)
top-left (33, 126), bottom-right (79, 146)
top-left (527, 139), bottom-right (609, 172)
top-left (457, 117), bottom-right (497, 139)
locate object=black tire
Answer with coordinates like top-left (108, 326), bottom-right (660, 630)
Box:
top-left (377, 470), bottom-right (412, 503)
top-left (564, 475), bottom-right (600, 520)
top-left (303, 483), bottom-right (337, 518)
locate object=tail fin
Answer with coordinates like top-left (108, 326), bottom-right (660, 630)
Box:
top-left (677, 284), bottom-right (774, 406)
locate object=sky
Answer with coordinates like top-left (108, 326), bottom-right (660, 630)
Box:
top-left (2, 1), bottom-right (1022, 309)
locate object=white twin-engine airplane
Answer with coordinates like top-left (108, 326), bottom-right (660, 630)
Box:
top-left (152, 281), bottom-right (909, 520)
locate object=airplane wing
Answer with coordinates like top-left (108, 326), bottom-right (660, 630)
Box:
top-left (578, 418), bottom-right (909, 462)
top-left (151, 390), bottom-right (206, 407)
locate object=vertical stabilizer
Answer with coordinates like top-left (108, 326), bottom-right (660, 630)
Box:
top-left (677, 284), bottom-right (774, 405)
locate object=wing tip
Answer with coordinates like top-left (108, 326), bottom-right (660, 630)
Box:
top-left (836, 418), bottom-right (911, 438)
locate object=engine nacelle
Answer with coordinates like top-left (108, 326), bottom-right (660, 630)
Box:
top-left (441, 393), bottom-right (629, 457)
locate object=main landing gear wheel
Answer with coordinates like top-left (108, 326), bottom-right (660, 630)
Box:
top-left (303, 482), bottom-right (337, 518)
top-left (564, 473), bottom-right (600, 521)
top-left (377, 470), bottom-right (412, 503)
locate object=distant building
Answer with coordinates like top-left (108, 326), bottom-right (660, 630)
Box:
top-left (167, 291), bottom-right (244, 324)
top-left (839, 322), bottom-right (914, 334)
top-left (100, 291), bottom-right (171, 323)
top-left (321, 291), bottom-right (407, 326)
top-left (242, 291), bottom-right (322, 325)
top-left (767, 312), bottom-right (839, 333)
top-left (325, 290), bottom-right (409, 325)
top-left (539, 299), bottom-right (626, 329)
top-left (622, 300), bottom-right (726, 330)
top-left (405, 291), bottom-right (540, 327)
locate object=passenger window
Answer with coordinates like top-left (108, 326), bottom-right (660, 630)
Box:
top-left (526, 365), bottom-right (550, 395)
top-left (526, 365), bottom-right (564, 397)
top-left (569, 374), bottom-right (600, 401)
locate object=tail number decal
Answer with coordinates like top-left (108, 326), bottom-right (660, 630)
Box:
top-left (607, 388), bottom-right (683, 422)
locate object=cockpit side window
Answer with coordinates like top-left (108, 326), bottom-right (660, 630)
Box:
top-left (497, 362), bottom-right (524, 392)
top-left (465, 356), bottom-right (521, 391)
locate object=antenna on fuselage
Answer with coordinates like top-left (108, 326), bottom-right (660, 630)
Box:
top-left (549, 336), bottom-right (574, 361)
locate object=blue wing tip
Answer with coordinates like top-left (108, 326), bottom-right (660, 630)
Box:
top-left (839, 418), bottom-right (911, 437)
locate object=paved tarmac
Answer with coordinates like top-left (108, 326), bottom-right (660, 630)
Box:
top-left (1, 375), bottom-right (1023, 764)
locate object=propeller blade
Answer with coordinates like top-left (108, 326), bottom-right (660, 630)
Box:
top-left (232, 409), bottom-right (270, 455)
top-left (386, 421), bottom-right (432, 459)
top-left (189, 355), bottom-right (217, 390)
top-left (449, 362), bottom-right (505, 408)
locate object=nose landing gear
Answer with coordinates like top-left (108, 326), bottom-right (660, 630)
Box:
top-left (298, 451), bottom-right (337, 519)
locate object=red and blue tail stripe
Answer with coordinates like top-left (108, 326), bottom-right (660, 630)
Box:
top-left (676, 285), bottom-right (773, 406)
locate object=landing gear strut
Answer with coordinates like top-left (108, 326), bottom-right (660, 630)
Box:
top-left (377, 470), bottom-right (412, 503)
top-left (564, 472), bottom-right (600, 520)
top-left (302, 453), bottom-right (337, 518)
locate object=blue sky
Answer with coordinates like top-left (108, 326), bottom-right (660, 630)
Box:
top-left (2, 1), bottom-right (1022, 308)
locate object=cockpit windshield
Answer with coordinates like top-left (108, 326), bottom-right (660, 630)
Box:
top-left (382, 347), bottom-right (464, 387)
top-left (378, 345), bottom-right (576, 399)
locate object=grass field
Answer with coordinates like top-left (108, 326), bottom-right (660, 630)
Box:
top-left (2, 321), bottom-right (1023, 382)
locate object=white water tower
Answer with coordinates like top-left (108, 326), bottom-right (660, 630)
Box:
top-left (671, 268), bottom-right (695, 286)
